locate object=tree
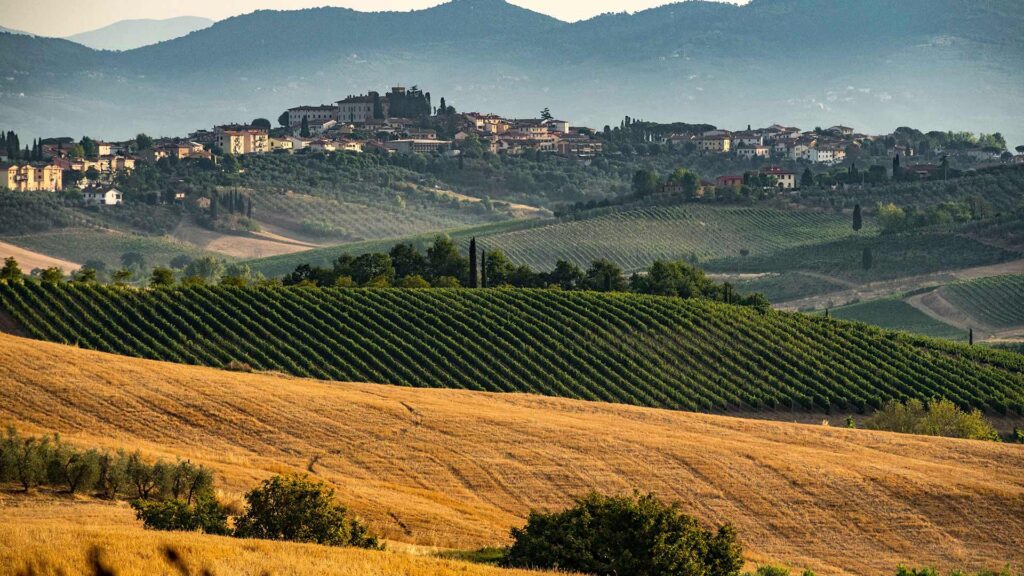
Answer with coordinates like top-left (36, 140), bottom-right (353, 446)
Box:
top-left (468, 238), bottom-right (478, 288)
top-left (112, 268), bottom-right (134, 286)
top-left (584, 259), bottom-right (627, 292)
top-left (132, 496), bottom-right (230, 535)
top-left (40, 267), bottom-right (64, 285)
top-left (169, 255), bottom-right (193, 270)
top-left (540, 107), bottom-right (553, 121)
top-left (234, 474), bottom-right (378, 548)
top-left (798, 167), bottom-right (815, 187)
top-left (504, 492), bottom-right (743, 576)
top-left (548, 260), bottom-right (584, 290)
top-left (876, 202), bottom-right (906, 233)
top-left (251, 118), bottom-right (272, 131)
top-left (632, 169), bottom-right (659, 196)
top-left (300, 116), bottom-right (311, 138)
top-left (0, 257), bottom-right (23, 284)
top-left (862, 247), bottom-right (873, 270)
top-left (350, 253), bottom-right (394, 286)
top-left (184, 257), bottom-right (225, 285)
top-left (278, 111), bottom-right (290, 128)
top-left (72, 267), bottom-right (98, 284)
top-left (121, 252), bottom-right (146, 270)
top-left (389, 243), bottom-right (427, 280)
top-left (149, 267), bottom-right (176, 287)
top-left (426, 235), bottom-right (468, 281)
top-left (852, 204), bottom-right (862, 232)
top-left (135, 133), bottom-right (154, 150)
top-left (892, 154), bottom-right (901, 179)
top-left (397, 275), bottom-right (431, 288)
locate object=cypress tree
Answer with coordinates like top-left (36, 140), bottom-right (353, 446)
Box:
top-left (468, 237), bottom-right (478, 288)
top-left (892, 154), bottom-right (901, 179)
top-left (852, 204), bottom-right (862, 231)
top-left (300, 116), bottom-right (310, 138)
top-left (862, 247), bottom-right (873, 270)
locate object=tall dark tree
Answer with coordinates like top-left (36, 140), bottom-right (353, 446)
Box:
top-left (438, 97), bottom-right (446, 115)
top-left (468, 237), bottom-right (478, 288)
top-left (892, 154), bottom-right (901, 179)
top-left (852, 204), bottom-right (863, 231)
top-left (300, 116), bottom-right (310, 138)
top-left (800, 167), bottom-right (814, 188)
top-left (862, 247), bottom-right (873, 270)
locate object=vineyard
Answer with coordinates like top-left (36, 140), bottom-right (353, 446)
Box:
top-left (4, 229), bottom-right (215, 271)
top-left (252, 188), bottom-right (496, 242)
top-left (707, 228), bottom-right (1022, 282)
top-left (825, 298), bottom-right (967, 342)
top-left (455, 205), bottom-right (869, 272)
top-left (940, 274), bottom-right (1024, 329)
top-left (1, 285), bottom-right (1021, 414)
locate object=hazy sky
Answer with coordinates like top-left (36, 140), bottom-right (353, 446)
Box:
top-left (1, 0), bottom-right (746, 37)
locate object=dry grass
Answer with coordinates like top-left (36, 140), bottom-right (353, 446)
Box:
top-left (0, 494), bottom-right (556, 576)
top-left (1, 333), bottom-right (1023, 575)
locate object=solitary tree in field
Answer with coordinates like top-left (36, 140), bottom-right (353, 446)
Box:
top-left (852, 204), bottom-right (863, 231)
top-left (468, 237), bottom-right (478, 288)
top-left (0, 257), bottom-right (24, 284)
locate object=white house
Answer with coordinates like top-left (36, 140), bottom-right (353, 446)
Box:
top-left (83, 187), bottom-right (123, 206)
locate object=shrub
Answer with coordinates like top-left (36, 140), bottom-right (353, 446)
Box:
top-left (503, 492), bottom-right (743, 576)
top-left (234, 474), bottom-right (378, 548)
top-left (131, 497), bottom-right (230, 535)
top-left (864, 399), bottom-right (1000, 441)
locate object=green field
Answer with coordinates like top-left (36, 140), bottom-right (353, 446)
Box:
top-left (734, 272), bottom-right (850, 304)
top-left (1, 284), bottom-right (1021, 414)
top-left (825, 298), bottom-right (968, 341)
top-left (940, 274), bottom-right (1024, 329)
top-left (4, 229), bottom-right (217, 271)
top-left (707, 230), bottom-right (1021, 282)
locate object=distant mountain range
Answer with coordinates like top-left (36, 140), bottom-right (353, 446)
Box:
top-left (1, 0), bottom-right (1021, 144)
top-left (65, 16), bottom-right (214, 51)
top-left (0, 25), bottom-right (30, 36)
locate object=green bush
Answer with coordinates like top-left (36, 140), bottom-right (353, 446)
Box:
top-left (234, 474), bottom-right (378, 548)
top-left (864, 399), bottom-right (1000, 441)
top-left (131, 497), bottom-right (230, 535)
top-left (503, 492), bottom-right (743, 576)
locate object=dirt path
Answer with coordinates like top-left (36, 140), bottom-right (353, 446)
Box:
top-left (777, 258), bottom-right (1024, 311)
top-left (905, 290), bottom-right (992, 337)
top-left (0, 240), bottom-right (81, 272)
top-left (171, 219), bottom-right (319, 260)
top-left (427, 187), bottom-right (549, 219)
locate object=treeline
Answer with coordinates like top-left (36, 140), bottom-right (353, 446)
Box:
top-left (282, 235), bottom-right (770, 309)
top-left (0, 427), bottom-right (215, 501)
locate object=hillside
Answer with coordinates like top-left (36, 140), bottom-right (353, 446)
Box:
top-left (1, 0), bottom-right (1022, 142)
top-left (65, 16), bottom-right (215, 51)
top-left (1, 285), bottom-right (1022, 415)
top-left (1, 332), bottom-right (1023, 574)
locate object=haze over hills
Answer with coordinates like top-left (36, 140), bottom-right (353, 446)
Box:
top-left (64, 16), bottom-right (215, 51)
top-left (0, 0), bottom-right (1021, 142)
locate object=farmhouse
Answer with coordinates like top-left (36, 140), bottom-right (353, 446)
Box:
top-left (1, 163), bottom-right (63, 191)
top-left (83, 187), bottom-right (123, 206)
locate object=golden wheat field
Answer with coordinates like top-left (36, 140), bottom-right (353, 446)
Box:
top-left (1, 332), bottom-right (1023, 575)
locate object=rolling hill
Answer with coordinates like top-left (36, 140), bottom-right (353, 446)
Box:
top-left (0, 285), bottom-right (1021, 415)
top-left (1, 0), bottom-right (1022, 142)
top-left (65, 16), bottom-right (215, 51)
top-left (1, 332), bottom-right (1022, 574)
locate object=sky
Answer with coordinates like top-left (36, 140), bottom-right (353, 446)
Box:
top-left (0, 0), bottom-right (746, 37)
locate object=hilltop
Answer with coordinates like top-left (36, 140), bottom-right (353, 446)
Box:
top-left (1, 332), bottom-right (1022, 574)
top-left (65, 16), bottom-right (215, 51)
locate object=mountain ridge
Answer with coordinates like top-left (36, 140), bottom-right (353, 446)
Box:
top-left (0, 0), bottom-right (1021, 143)
top-left (65, 16), bottom-right (214, 51)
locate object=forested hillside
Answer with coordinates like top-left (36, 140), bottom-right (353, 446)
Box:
top-left (1, 285), bottom-right (1021, 415)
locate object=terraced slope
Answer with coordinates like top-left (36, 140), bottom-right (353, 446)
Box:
top-left (940, 274), bottom-right (1024, 329)
top-left (1, 285), bottom-right (1021, 414)
top-left (2, 334), bottom-right (1023, 575)
top-left (473, 205), bottom-right (870, 272)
